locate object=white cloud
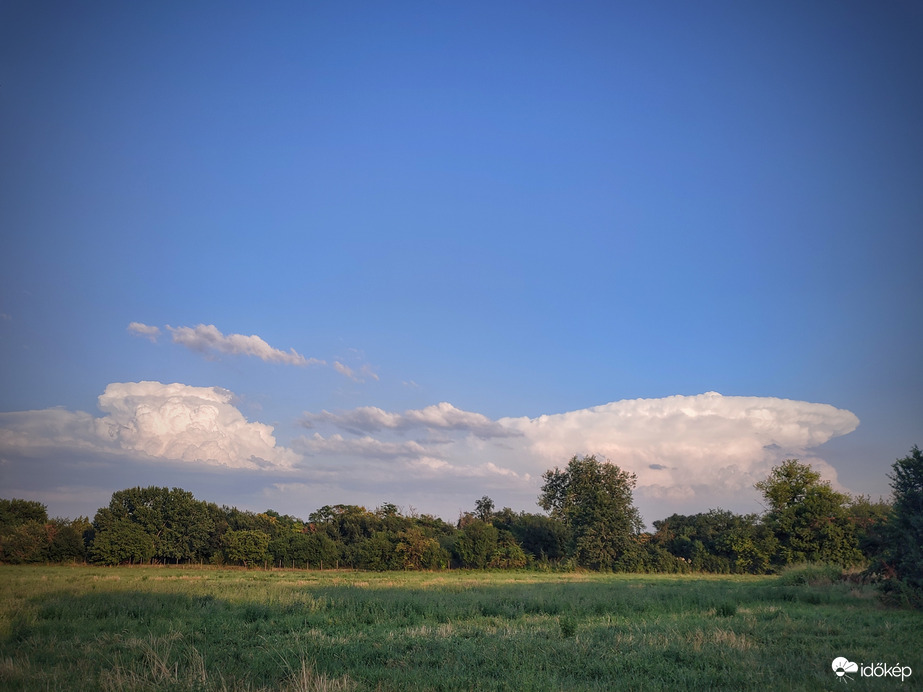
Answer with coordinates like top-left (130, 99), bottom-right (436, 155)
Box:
top-left (1, 389), bottom-right (861, 523)
top-left (305, 401), bottom-right (520, 439)
top-left (127, 322), bottom-right (161, 341)
top-left (128, 322), bottom-right (379, 382)
top-left (332, 361), bottom-right (380, 382)
top-left (296, 392), bottom-right (860, 518)
top-left (0, 381), bottom-right (297, 470)
top-left (129, 322), bottom-right (380, 380)
top-left (166, 324), bottom-right (319, 367)
top-left (499, 392), bottom-right (858, 490)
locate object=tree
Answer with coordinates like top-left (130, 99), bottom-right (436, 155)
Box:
top-left (0, 499), bottom-right (48, 527)
top-left (396, 527), bottom-right (448, 570)
top-left (491, 509), bottom-right (568, 562)
top-left (489, 532), bottom-right (528, 568)
top-left (454, 519), bottom-right (499, 568)
top-left (878, 446), bottom-right (923, 598)
top-left (755, 459), bottom-right (862, 567)
top-left (0, 521), bottom-right (48, 563)
top-left (46, 517), bottom-right (90, 563)
top-left (474, 496), bottom-right (495, 522)
top-left (94, 487), bottom-right (213, 564)
top-left (847, 495), bottom-right (891, 562)
top-left (539, 455), bottom-right (643, 570)
top-left (223, 529), bottom-right (270, 567)
top-left (90, 519), bottom-right (155, 565)
top-left (652, 509), bottom-right (776, 574)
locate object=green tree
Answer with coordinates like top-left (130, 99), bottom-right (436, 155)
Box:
top-left (539, 455), bottom-right (643, 570)
top-left (396, 527), bottom-right (447, 570)
top-left (474, 496), bottom-right (495, 522)
top-left (755, 459), bottom-right (862, 567)
top-left (89, 519), bottom-right (155, 565)
top-left (652, 509), bottom-right (776, 574)
top-left (454, 519), bottom-right (499, 568)
top-left (0, 499), bottom-right (48, 527)
top-left (491, 509), bottom-right (568, 562)
top-left (878, 446), bottom-right (923, 599)
top-left (46, 517), bottom-right (90, 563)
top-left (354, 531), bottom-right (400, 570)
top-left (159, 490), bottom-right (214, 563)
top-left (847, 495), bottom-right (891, 562)
top-left (0, 521), bottom-right (48, 563)
top-left (297, 532), bottom-right (340, 569)
top-left (94, 487), bottom-right (213, 564)
top-left (223, 529), bottom-right (270, 567)
top-left (489, 532), bottom-right (528, 568)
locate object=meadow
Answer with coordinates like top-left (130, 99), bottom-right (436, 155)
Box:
top-left (0, 565), bottom-right (919, 691)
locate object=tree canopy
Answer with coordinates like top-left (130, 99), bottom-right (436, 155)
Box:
top-left (755, 459), bottom-right (862, 567)
top-left (539, 454), bottom-right (643, 569)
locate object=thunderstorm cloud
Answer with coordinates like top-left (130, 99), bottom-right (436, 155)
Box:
top-left (298, 392), bottom-right (860, 513)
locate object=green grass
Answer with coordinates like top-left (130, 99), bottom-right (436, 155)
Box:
top-left (0, 565), bottom-right (919, 690)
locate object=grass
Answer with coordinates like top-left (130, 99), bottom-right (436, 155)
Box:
top-left (0, 565), bottom-right (920, 690)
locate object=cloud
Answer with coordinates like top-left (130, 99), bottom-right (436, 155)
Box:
top-left (296, 392), bottom-right (859, 518)
top-left (165, 324), bottom-right (319, 366)
top-left (128, 322), bottom-right (376, 380)
top-left (333, 361), bottom-right (380, 383)
top-left (304, 402), bottom-right (521, 439)
top-left (1, 389), bottom-right (861, 524)
top-left (292, 433), bottom-right (530, 482)
top-left (499, 392), bottom-right (860, 497)
top-left (295, 433), bottom-right (430, 460)
top-left (127, 322), bottom-right (161, 341)
top-left (0, 381), bottom-right (297, 470)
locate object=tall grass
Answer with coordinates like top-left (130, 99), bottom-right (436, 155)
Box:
top-left (0, 565), bottom-right (920, 690)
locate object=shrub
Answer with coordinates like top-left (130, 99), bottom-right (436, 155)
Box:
top-left (777, 562), bottom-right (843, 586)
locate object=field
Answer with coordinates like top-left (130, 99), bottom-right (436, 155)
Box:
top-left (0, 565), bottom-right (919, 691)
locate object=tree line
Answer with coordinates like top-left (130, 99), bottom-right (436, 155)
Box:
top-left (1, 447), bottom-right (920, 598)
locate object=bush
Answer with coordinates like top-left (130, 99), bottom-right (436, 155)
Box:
top-left (777, 562), bottom-right (843, 586)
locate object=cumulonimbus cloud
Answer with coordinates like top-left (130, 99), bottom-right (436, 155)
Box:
top-left (0, 381), bottom-right (297, 470)
top-left (498, 392), bottom-right (860, 498)
top-left (298, 392), bottom-right (860, 508)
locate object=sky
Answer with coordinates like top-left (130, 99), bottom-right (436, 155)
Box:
top-left (1, 1), bottom-right (921, 528)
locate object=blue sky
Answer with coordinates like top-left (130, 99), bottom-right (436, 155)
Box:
top-left (1, 1), bottom-right (921, 526)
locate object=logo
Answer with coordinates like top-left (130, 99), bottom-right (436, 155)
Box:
top-left (832, 657), bottom-right (858, 682)
top-left (832, 657), bottom-right (912, 683)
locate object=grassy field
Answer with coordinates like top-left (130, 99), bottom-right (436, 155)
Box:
top-left (0, 565), bottom-right (919, 691)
